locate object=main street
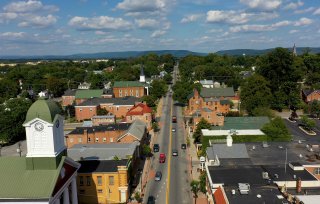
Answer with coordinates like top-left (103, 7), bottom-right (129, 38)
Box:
top-left (143, 64), bottom-right (191, 204)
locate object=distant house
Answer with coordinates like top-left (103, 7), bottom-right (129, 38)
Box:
top-left (113, 81), bottom-right (148, 98)
top-left (38, 90), bottom-right (49, 98)
top-left (62, 89), bottom-right (76, 107)
top-left (302, 89), bottom-right (320, 103)
top-left (200, 79), bottom-right (214, 88)
top-left (78, 82), bottom-right (91, 90)
top-left (75, 96), bottom-right (141, 121)
top-left (125, 103), bottom-right (153, 130)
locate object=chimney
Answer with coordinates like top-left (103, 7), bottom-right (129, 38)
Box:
top-left (296, 177), bottom-right (302, 193)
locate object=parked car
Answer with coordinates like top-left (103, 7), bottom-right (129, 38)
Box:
top-left (155, 171), bottom-right (162, 181)
top-left (172, 149), bottom-right (178, 156)
top-left (181, 144), bottom-right (187, 149)
top-left (159, 153), bottom-right (166, 163)
top-left (147, 196), bottom-right (156, 204)
top-left (153, 144), bottom-right (159, 152)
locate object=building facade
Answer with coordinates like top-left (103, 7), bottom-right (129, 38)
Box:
top-left (113, 81), bottom-right (146, 98)
top-left (125, 103), bottom-right (153, 130)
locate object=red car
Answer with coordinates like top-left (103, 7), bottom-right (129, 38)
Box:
top-left (159, 153), bottom-right (166, 163)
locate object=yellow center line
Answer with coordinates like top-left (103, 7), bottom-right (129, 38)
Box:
top-left (166, 98), bottom-right (173, 204)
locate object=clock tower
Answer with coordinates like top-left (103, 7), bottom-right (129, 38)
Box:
top-left (23, 98), bottom-right (66, 169)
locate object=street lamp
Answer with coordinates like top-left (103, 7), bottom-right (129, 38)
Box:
top-left (16, 142), bottom-right (21, 157)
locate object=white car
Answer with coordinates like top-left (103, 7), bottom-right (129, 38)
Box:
top-left (172, 128), bottom-right (176, 132)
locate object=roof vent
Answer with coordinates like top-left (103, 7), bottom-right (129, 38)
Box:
top-left (231, 189), bottom-right (236, 195)
top-left (257, 194), bottom-right (261, 198)
top-left (262, 172), bottom-right (269, 179)
top-left (238, 183), bottom-right (250, 195)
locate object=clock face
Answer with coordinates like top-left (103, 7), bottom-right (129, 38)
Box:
top-left (55, 120), bottom-right (60, 128)
top-left (35, 122), bottom-right (44, 131)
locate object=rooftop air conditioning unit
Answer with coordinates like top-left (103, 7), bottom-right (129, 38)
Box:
top-left (262, 172), bottom-right (269, 179)
top-left (238, 183), bottom-right (250, 195)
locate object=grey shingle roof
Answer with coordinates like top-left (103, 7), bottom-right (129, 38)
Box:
top-left (67, 142), bottom-right (139, 161)
top-left (118, 119), bottom-right (146, 141)
top-left (200, 87), bottom-right (235, 97)
top-left (63, 89), bottom-right (76, 96)
top-left (76, 96), bottom-right (141, 106)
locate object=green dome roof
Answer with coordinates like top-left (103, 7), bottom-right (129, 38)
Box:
top-left (24, 98), bottom-right (62, 124)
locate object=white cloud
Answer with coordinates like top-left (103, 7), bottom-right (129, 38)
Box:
top-left (18, 14), bottom-right (57, 28)
top-left (3, 0), bottom-right (58, 13)
top-left (0, 12), bottom-right (18, 23)
top-left (230, 20), bottom-right (290, 33)
top-left (117, 0), bottom-right (167, 12)
top-left (181, 14), bottom-right (202, 23)
top-left (151, 30), bottom-right (166, 38)
top-left (314, 8), bottom-right (320, 15)
top-left (283, 1), bottom-right (303, 10)
top-left (135, 18), bottom-right (158, 29)
top-left (207, 28), bottom-right (223, 33)
top-left (0, 32), bottom-right (26, 38)
top-left (69, 16), bottom-right (132, 31)
top-left (240, 0), bottom-right (282, 11)
top-left (206, 10), bottom-right (251, 24)
top-left (294, 7), bottom-right (315, 14)
top-left (294, 17), bottom-right (312, 26)
top-left (289, 29), bottom-right (299, 34)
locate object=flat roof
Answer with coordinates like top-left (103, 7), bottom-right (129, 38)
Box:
top-left (262, 165), bottom-right (317, 181)
top-left (207, 144), bottom-right (249, 160)
top-left (211, 117), bottom-right (269, 130)
top-left (78, 159), bottom-right (128, 173)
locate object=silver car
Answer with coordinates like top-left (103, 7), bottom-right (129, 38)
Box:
top-left (155, 171), bottom-right (162, 181)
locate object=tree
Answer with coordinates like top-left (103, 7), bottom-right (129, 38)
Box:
top-left (46, 76), bottom-right (67, 97)
top-left (261, 117), bottom-right (291, 141)
top-left (310, 100), bottom-right (320, 118)
top-left (193, 118), bottom-right (211, 143)
top-left (142, 95), bottom-right (157, 107)
top-left (142, 144), bottom-right (152, 157)
top-left (300, 115), bottom-right (316, 131)
top-left (152, 122), bottom-right (159, 132)
top-left (65, 105), bottom-right (75, 118)
top-left (97, 108), bottom-right (108, 115)
top-left (150, 79), bottom-right (167, 99)
top-left (163, 73), bottom-right (173, 84)
top-left (0, 79), bottom-right (19, 102)
top-left (190, 180), bottom-right (200, 204)
top-left (0, 98), bottom-right (32, 143)
top-left (199, 172), bottom-right (207, 194)
top-left (240, 75), bottom-right (272, 115)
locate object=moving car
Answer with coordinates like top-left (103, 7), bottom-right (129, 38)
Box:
top-left (172, 149), bottom-right (178, 156)
top-left (172, 116), bottom-right (177, 123)
top-left (147, 196), bottom-right (156, 204)
top-left (159, 153), bottom-right (166, 163)
top-left (155, 171), bottom-right (162, 181)
top-left (172, 128), bottom-right (176, 132)
top-left (153, 144), bottom-right (159, 152)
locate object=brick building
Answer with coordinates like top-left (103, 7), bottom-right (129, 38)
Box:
top-left (65, 120), bottom-right (147, 148)
top-left (113, 81), bottom-right (148, 98)
top-left (62, 89), bottom-right (76, 107)
top-left (65, 123), bottom-right (131, 148)
top-left (125, 103), bottom-right (153, 130)
top-left (75, 89), bottom-right (104, 105)
top-left (75, 96), bottom-right (141, 121)
top-left (302, 89), bottom-right (320, 103)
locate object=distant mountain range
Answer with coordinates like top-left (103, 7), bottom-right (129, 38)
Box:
top-left (0, 47), bottom-right (319, 60)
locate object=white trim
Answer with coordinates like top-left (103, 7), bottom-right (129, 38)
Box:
top-left (117, 133), bottom-right (140, 142)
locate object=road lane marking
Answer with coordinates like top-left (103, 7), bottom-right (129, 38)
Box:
top-left (166, 97), bottom-right (173, 204)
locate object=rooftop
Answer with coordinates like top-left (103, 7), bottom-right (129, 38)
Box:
top-left (63, 89), bottom-right (76, 96)
top-left (113, 81), bottom-right (145, 88)
top-left (75, 89), bottom-right (103, 99)
top-left (78, 159), bottom-right (128, 173)
top-left (67, 142), bottom-right (139, 161)
top-left (211, 117), bottom-right (269, 130)
top-left (118, 119), bottom-right (146, 141)
top-left (126, 103), bottom-right (152, 116)
top-left (207, 143), bottom-right (249, 160)
top-left (68, 123), bottom-right (131, 135)
top-left (76, 96), bottom-right (141, 106)
top-left (200, 87), bottom-right (235, 98)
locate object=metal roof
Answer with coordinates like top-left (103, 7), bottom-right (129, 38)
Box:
top-left (67, 142), bottom-right (139, 161)
top-left (113, 81), bottom-right (145, 88)
top-left (78, 159), bottom-right (128, 173)
top-left (75, 89), bottom-right (103, 99)
top-left (0, 157), bottom-right (64, 199)
top-left (200, 87), bottom-right (235, 97)
top-left (118, 119), bottom-right (146, 141)
top-left (76, 96), bottom-right (141, 106)
top-left (207, 144), bottom-right (249, 160)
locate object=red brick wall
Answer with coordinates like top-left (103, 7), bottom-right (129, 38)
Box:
top-left (125, 113), bottom-right (152, 130)
top-left (75, 106), bottom-right (98, 121)
top-left (113, 87), bottom-right (145, 98)
top-left (66, 129), bottom-right (127, 148)
top-left (307, 92), bottom-right (320, 103)
top-left (100, 104), bottom-right (134, 118)
top-left (62, 96), bottom-right (75, 107)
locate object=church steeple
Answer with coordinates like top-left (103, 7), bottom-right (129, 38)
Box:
top-left (139, 64), bottom-right (145, 83)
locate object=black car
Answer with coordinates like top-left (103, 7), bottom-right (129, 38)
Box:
top-left (155, 171), bottom-right (162, 181)
top-left (181, 144), bottom-right (187, 149)
top-left (147, 196), bottom-right (156, 204)
top-left (172, 149), bottom-right (178, 156)
top-left (153, 144), bottom-right (159, 152)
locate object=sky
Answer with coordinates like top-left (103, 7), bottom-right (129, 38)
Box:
top-left (0, 0), bottom-right (319, 56)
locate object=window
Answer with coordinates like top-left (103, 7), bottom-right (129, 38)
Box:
top-left (97, 189), bottom-right (103, 193)
top-left (78, 138), bottom-right (82, 143)
top-left (90, 108), bottom-right (92, 112)
top-left (314, 168), bottom-right (320, 175)
top-left (79, 176), bottom-right (84, 186)
top-left (110, 138), bottom-right (113, 142)
top-left (109, 176), bottom-right (114, 185)
top-left (103, 137), bottom-right (106, 142)
top-left (130, 116), bottom-right (132, 120)
top-left (119, 93), bottom-right (122, 97)
top-left (95, 138), bottom-right (99, 142)
top-left (79, 190), bottom-right (85, 194)
top-left (119, 90), bottom-right (122, 93)
top-left (88, 138), bottom-right (91, 142)
top-left (70, 138), bottom-right (74, 143)
top-left (80, 108), bottom-right (82, 112)
top-left (116, 106), bottom-right (119, 111)
top-left (215, 107), bottom-right (217, 111)
top-left (86, 176), bottom-right (91, 186)
top-left (136, 90), bottom-right (139, 97)
top-left (207, 115), bottom-right (210, 119)
top-left (97, 176), bottom-right (102, 186)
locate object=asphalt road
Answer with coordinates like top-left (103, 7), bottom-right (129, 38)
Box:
top-left (144, 63), bottom-right (191, 204)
